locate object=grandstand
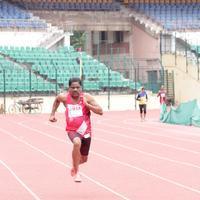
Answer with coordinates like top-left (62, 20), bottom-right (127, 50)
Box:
top-left (0, 45), bottom-right (137, 93)
top-left (0, 0), bottom-right (47, 28)
top-left (0, 0), bottom-right (200, 112)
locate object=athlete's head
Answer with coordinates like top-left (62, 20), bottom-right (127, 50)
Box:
top-left (68, 77), bottom-right (82, 98)
top-left (141, 86), bottom-right (145, 91)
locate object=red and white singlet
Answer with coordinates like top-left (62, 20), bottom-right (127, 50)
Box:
top-left (65, 93), bottom-right (91, 138)
top-left (159, 90), bottom-right (166, 104)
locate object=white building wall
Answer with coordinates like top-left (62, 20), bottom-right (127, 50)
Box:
top-left (0, 31), bottom-right (70, 47)
top-left (64, 32), bottom-right (72, 46)
top-left (93, 31), bottom-right (99, 45)
top-left (107, 31), bottom-right (113, 43)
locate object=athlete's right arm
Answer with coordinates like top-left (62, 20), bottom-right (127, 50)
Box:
top-left (49, 93), bottom-right (65, 122)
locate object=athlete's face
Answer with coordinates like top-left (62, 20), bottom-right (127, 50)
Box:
top-left (68, 82), bottom-right (82, 98)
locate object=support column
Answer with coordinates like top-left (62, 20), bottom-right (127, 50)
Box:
top-left (85, 31), bottom-right (92, 55)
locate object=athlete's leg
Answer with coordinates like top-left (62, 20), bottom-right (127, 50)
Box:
top-left (68, 132), bottom-right (82, 176)
top-left (139, 105), bottom-right (143, 121)
top-left (73, 137), bottom-right (91, 183)
top-left (143, 104), bottom-right (147, 120)
top-left (80, 155), bottom-right (88, 164)
top-left (79, 137), bottom-right (91, 165)
top-left (71, 137), bottom-right (81, 176)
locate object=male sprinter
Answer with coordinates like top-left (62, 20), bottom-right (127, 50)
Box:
top-left (49, 77), bottom-right (103, 182)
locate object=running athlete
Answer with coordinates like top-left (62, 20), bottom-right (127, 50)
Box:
top-left (136, 87), bottom-right (148, 121)
top-left (49, 77), bottom-right (103, 182)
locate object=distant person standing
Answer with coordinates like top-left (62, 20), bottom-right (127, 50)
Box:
top-left (157, 85), bottom-right (167, 120)
top-left (136, 87), bottom-right (148, 121)
top-left (157, 85), bottom-right (167, 105)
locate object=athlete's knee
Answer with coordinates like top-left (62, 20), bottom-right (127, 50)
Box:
top-left (73, 137), bottom-right (81, 148)
top-left (81, 156), bottom-right (88, 163)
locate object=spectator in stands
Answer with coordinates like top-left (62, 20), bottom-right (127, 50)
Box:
top-left (49, 77), bottom-right (103, 182)
top-left (157, 85), bottom-right (167, 105)
top-left (136, 87), bottom-right (148, 121)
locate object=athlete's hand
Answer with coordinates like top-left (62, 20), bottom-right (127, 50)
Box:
top-left (84, 100), bottom-right (90, 107)
top-left (85, 100), bottom-right (93, 111)
top-left (83, 97), bottom-right (90, 108)
top-left (49, 115), bottom-right (57, 122)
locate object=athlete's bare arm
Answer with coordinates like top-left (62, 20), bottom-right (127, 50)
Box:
top-left (84, 93), bottom-right (103, 115)
top-left (49, 93), bottom-right (66, 122)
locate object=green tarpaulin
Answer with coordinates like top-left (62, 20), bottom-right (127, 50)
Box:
top-left (160, 99), bottom-right (200, 127)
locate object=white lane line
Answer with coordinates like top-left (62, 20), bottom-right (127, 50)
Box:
top-left (3, 122), bottom-right (200, 195)
top-left (91, 152), bottom-right (200, 195)
top-left (19, 116), bottom-right (200, 145)
top-left (20, 122), bottom-right (200, 169)
top-left (19, 118), bottom-right (200, 146)
top-left (93, 137), bottom-right (200, 169)
top-left (9, 124), bottom-right (200, 196)
top-left (0, 159), bottom-right (41, 200)
top-left (0, 127), bottom-right (131, 200)
top-left (122, 119), bottom-right (200, 143)
top-left (98, 116), bottom-right (200, 137)
top-left (96, 115), bottom-right (200, 135)
top-left (95, 127), bottom-right (200, 154)
top-left (43, 122), bottom-right (200, 154)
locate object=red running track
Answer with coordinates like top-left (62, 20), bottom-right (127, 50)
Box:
top-left (0, 110), bottom-right (200, 200)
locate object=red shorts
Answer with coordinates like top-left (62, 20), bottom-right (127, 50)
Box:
top-left (68, 132), bottom-right (91, 156)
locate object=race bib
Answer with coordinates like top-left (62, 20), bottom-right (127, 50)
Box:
top-left (67, 104), bottom-right (83, 118)
top-left (77, 121), bottom-right (87, 136)
top-left (161, 93), bottom-right (165, 97)
top-left (140, 97), bottom-right (146, 104)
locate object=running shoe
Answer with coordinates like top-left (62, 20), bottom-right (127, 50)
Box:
top-left (74, 172), bottom-right (82, 183)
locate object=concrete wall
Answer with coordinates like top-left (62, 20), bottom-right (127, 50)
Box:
top-left (132, 24), bottom-right (160, 59)
top-left (0, 94), bottom-right (160, 114)
top-left (162, 54), bottom-right (200, 103)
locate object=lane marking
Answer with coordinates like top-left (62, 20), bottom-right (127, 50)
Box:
top-left (0, 127), bottom-right (131, 200)
top-left (43, 121), bottom-right (200, 154)
top-left (20, 122), bottom-right (200, 169)
top-left (0, 159), bottom-right (41, 200)
top-left (123, 119), bottom-right (200, 142)
top-left (95, 127), bottom-right (200, 154)
top-left (97, 116), bottom-right (200, 137)
top-left (1, 126), bottom-right (200, 196)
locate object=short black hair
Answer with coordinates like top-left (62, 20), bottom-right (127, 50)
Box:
top-left (68, 77), bottom-right (82, 87)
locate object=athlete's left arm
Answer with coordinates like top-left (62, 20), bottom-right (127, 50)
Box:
top-left (84, 94), bottom-right (103, 115)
